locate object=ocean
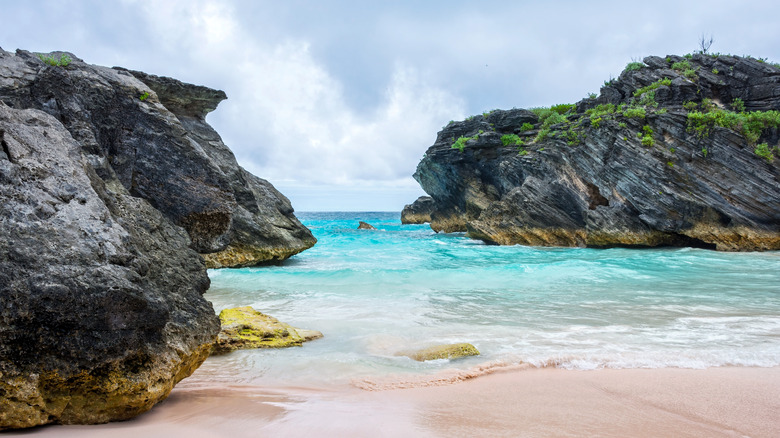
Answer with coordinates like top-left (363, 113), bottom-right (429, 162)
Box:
top-left (191, 212), bottom-right (780, 390)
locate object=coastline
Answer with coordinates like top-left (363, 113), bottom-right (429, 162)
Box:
top-left (7, 366), bottom-right (779, 437)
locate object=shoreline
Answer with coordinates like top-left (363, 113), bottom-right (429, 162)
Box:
top-left (5, 366), bottom-right (779, 437)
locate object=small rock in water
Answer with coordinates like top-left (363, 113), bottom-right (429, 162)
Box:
top-left (357, 221), bottom-right (377, 230)
top-left (213, 306), bottom-right (323, 354)
top-left (398, 343), bottom-right (480, 361)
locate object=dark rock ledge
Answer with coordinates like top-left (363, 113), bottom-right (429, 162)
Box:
top-left (411, 54), bottom-right (780, 251)
top-left (0, 48), bottom-right (314, 429)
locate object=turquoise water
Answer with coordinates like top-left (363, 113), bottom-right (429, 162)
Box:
top-left (195, 212), bottom-right (780, 389)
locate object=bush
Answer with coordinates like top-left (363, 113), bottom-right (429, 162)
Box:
top-left (624, 61), bottom-right (645, 72)
top-left (671, 60), bottom-right (692, 71)
top-left (501, 134), bottom-right (523, 146)
top-left (550, 103), bottom-right (575, 115)
top-left (731, 98), bottom-right (745, 113)
top-left (754, 143), bottom-right (774, 162)
top-left (585, 103), bottom-right (616, 118)
top-left (519, 122), bottom-right (534, 132)
top-left (37, 53), bottom-right (72, 67)
top-left (591, 117), bottom-right (602, 128)
top-left (451, 135), bottom-right (478, 152)
top-left (622, 106), bottom-right (646, 119)
top-left (633, 78), bottom-right (672, 97)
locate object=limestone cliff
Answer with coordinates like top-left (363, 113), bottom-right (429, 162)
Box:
top-left (0, 48), bottom-right (312, 429)
top-left (412, 54), bottom-right (780, 250)
top-left (0, 49), bottom-right (315, 268)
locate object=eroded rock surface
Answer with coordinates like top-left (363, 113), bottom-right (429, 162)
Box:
top-left (412, 54), bottom-right (780, 250)
top-left (401, 196), bottom-right (435, 224)
top-left (0, 48), bottom-right (314, 429)
top-left (0, 102), bottom-right (218, 429)
top-left (213, 306), bottom-right (323, 354)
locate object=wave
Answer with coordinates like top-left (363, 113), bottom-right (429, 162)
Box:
top-left (352, 353), bottom-right (780, 391)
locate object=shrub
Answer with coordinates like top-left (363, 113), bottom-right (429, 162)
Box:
top-left (622, 106), bottom-right (646, 119)
top-left (641, 134), bottom-right (654, 147)
top-left (633, 78), bottom-right (672, 97)
top-left (624, 61), bottom-right (645, 72)
top-left (37, 53), bottom-right (72, 67)
top-left (518, 148), bottom-right (529, 156)
top-left (541, 111), bottom-right (568, 128)
top-left (731, 98), bottom-right (745, 113)
top-left (683, 69), bottom-right (697, 79)
top-left (671, 60), bottom-right (692, 71)
top-left (638, 91), bottom-right (659, 108)
top-left (585, 103), bottom-right (616, 118)
top-left (139, 91), bottom-right (150, 101)
top-left (754, 143), bottom-right (774, 162)
top-left (451, 135), bottom-right (478, 152)
top-left (550, 103), bottom-right (575, 114)
top-left (501, 134), bottom-right (523, 146)
top-left (519, 122), bottom-right (534, 132)
top-left (683, 101), bottom-right (698, 111)
top-left (701, 147), bottom-right (708, 157)
top-left (591, 117), bottom-right (602, 128)
top-left (687, 108), bottom-right (780, 144)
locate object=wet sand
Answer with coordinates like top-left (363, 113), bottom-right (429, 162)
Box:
top-left (5, 367), bottom-right (779, 437)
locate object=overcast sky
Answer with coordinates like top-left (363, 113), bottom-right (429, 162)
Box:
top-left (3, 0), bottom-right (780, 211)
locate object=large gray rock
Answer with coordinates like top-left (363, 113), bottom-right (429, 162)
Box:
top-left (0, 49), bottom-right (315, 268)
top-left (401, 196), bottom-right (435, 224)
top-left (0, 102), bottom-right (218, 429)
top-left (412, 54), bottom-right (780, 250)
top-left (0, 47), bottom-right (315, 430)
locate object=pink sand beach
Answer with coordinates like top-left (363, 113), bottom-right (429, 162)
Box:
top-left (7, 366), bottom-right (779, 438)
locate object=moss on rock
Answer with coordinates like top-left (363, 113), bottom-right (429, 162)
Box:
top-left (213, 306), bottom-right (323, 354)
top-left (398, 343), bottom-right (480, 362)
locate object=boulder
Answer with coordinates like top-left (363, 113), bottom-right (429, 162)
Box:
top-left (411, 53), bottom-right (780, 251)
top-left (357, 221), bottom-right (377, 230)
top-left (213, 306), bottom-right (323, 354)
top-left (401, 196), bottom-right (435, 224)
top-left (0, 47), bottom-right (316, 429)
top-left (0, 49), bottom-right (315, 268)
top-left (398, 343), bottom-right (481, 362)
top-left (0, 102), bottom-right (218, 429)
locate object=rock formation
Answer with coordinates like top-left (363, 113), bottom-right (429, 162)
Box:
top-left (412, 54), bottom-right (780, 251)
top-left (213, 306), bottom-right (323, 354)
top-left (401, 196), bottom-right (435, 224)
top-left (0, 49), bottom-right (315, 268)
top-left (0, 48), bottom-right (313, 429)
top-left (357, 221), bottom-right (377, 230)
top-left (398, 343), bottom-right (480, 362)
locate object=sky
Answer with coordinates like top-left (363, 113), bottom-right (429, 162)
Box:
top-left (2, 0), bottom-right (780, 211)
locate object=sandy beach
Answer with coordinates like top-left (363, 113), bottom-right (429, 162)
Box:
top-left (6, 366), bottom-right (778, 438)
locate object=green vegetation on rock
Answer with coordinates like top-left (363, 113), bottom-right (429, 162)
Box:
top-left (452, 134), bottom-right (478, 152)
top-left (398, 343), bottom-right (480, 362)
top-left (36, 53), bottom-right (71, 67)
top-left (213, 306), bottom-right (323, 354)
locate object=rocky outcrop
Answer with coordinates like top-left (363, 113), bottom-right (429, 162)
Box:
top-left (398, 343), bottom-right (480, 362)
top-left (0, 49), bottom-right (315, 268)
top-left (0, 48), bottom-right (313, 429)
top-left (0, 102), bottom-right (217, 429)
top-left (213, 306), bottom-right (323, 354)
top-left (412, 54), bottom-right (780, 251)
top-left (357, 221), bottom-right (377, 230)
top-left (401, 196), bottom-right (435, 224)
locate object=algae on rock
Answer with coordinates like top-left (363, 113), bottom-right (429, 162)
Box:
top-left (213, 306), bottom-right (323, 354)
top-left (398, 343), bottom-right (481, 362)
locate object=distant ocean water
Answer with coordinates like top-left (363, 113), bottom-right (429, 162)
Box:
top-left (191, 212), bottom-right (780, 389)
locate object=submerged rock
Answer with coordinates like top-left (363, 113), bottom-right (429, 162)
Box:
top-left (401, 196), bottom-right (435, 224)
top-left (213, 306), bottom-right (323, 354)
top-left (357, 221), bottom-right (377, 230)
top-left (411, 54), bottom-right (780, 251)
top-left (398, 343), bottom-right (481, 362)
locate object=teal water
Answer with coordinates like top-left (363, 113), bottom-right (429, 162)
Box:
top-left (195, 212), bottom-right (780, 389)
